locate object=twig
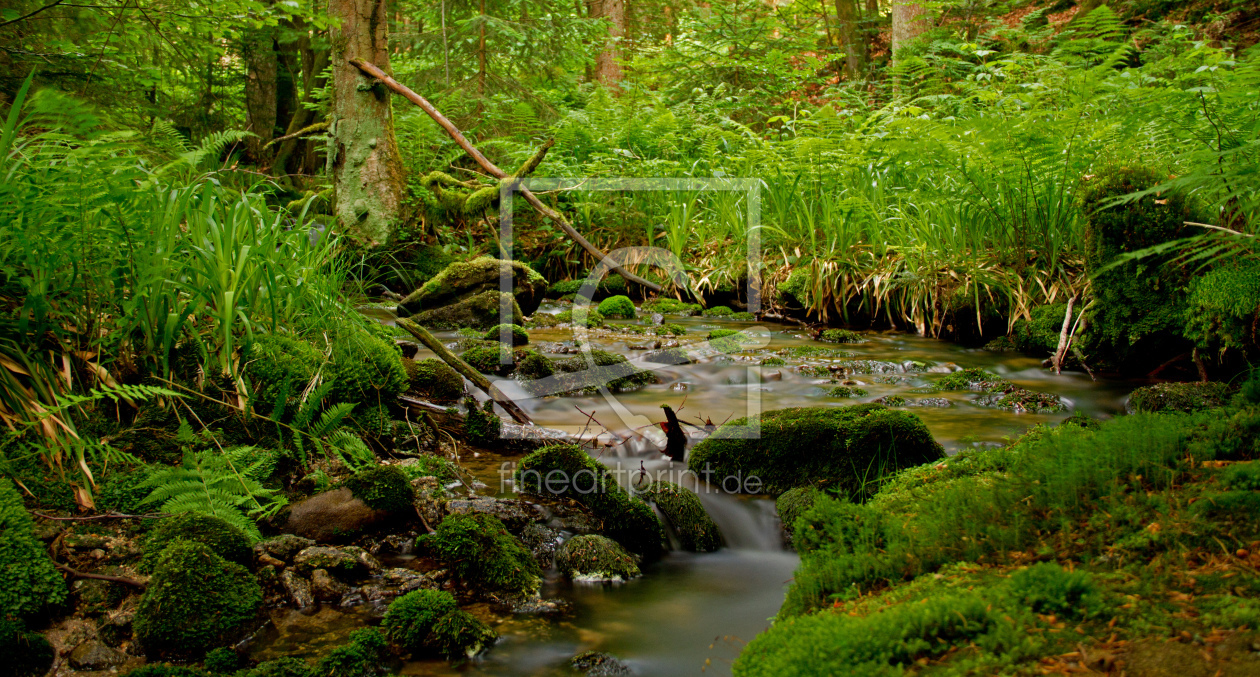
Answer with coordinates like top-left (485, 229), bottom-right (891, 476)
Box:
top-left (263, 120), bottom-right (330, 149)
top-left (32, 511), bottom-right (160, 521)
top-left (1052, 295), bottom-right (1076, 375)
top-left (53, 561), bottom-right (146, 589)
top-left (0, 0), bottom-right (65, 28)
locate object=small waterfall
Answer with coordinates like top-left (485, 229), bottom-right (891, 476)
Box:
top-left (695, 490), bottom-right (784, 552)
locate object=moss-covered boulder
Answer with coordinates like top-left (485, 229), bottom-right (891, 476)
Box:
top-left (686, 405), bottom-right (945, 497)
top-left (1129, 381), bottom-right (1232, 413)
top-left (516, 350), bottom-right (658, 397)
top-left (819, 329), bottom-right (862, 344)
top-left (381, 589), bottom-right (456, 652)
top-left (0, 619), bottom-right (54, 677)
top-left (637, 481), bottom-right (722, 552)
top-left (0, 478), bottom-right (67, 620)
top-left (464, 398), bottom-right (502, 446)
top-left (554, 306), bottom-right (604, 328)
top-left (481, 323), bottom-right (530, 346)
top-left (133, 540), bottom-right (262, 657)
top-left (775, 486), bottom-right (822, 537)
top-left (286, 467), bottom-right (412, 542)
top-left (642, 298), bottom-right (701, 315)
top-left (139, 513), bottom-right (253, 572)
top-left (428, 609), bottom-right (496, 659)
top-left (596, 295), bottom-right (636, 319)
top-left (403, 358), bottom-right (464, 402)
top-left (245, 334), bottom-right (325, 413)
top-left (397, 257), bottom-right (547, 317)
top-left (408, 290), bottom-right (525, 331)
top-left (461, 343), bottom-right (516, 376)
top-left (427, 513), bottom-right (541, 596)
top-left (555, 535), bottom-right (641, 582)
top-left (341, 466), bottom-right (414, 514)
top-left (328, 331), bottom-right (408, 409)
top-left (515, 444), bottom-right (665, 556)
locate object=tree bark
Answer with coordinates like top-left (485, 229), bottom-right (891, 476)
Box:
top-left (590, 0), bottom-right (625, 88)
top-left (891, 1), bottom-right (931, 67)
top-left (328, 0), bottom-right (407, 246)
top-left (243, 29), bottom-right (279, 164)
top-left (834, 0), bottom-right (861, 79)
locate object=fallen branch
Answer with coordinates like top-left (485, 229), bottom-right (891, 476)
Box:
top-left (54, 562), bottom-right (146, 589)
top-left (33, 511), bottom-right (161, 521)
top-left (1051, 295), bottom-right (1076, 375)
top-left (396, 318), bottom-right (533, 426)
top-left (263, 120), bottom-right (330, 150)
top-left (347, 59), bottom-right (662, 293)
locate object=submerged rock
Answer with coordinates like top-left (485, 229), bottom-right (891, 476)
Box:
top-left (571, 650), bottom-right (633, 676)
top-left (555, 535), bottom-right (641, 583)
top-left (397, 257), bottom-right (547, 317)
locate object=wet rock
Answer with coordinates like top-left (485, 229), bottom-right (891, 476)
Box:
top-left (411, 477), bottom-right (448, 529)
top-left (255, 534), bottom-right (316, 563)
top-left (341, 568), bottom-right (437, 616)
top-left (511, 597), bottom-right (572, 615)
top-left (292, 546), bottom-right (363, 578)
top-left (650, 313), bottom-right (664, 325)
top-left (395, 340), bottom-right (420, 359)
top-left (519, 523), bottom-right (561, 569)
top-left (96, 610), bottom-right (134, 647)
top-left (571, 650), bottom-right (633, 676)
top-left (69, 640), bottom-right (128, 670)
top-left (908, 397), bottom-right (952, 408)
top-left (281, 570), bottom-right (314, 609)
top-left (285, 488), bottom-right (391, 543)
top-left (397, 257), bottom-right (547, 318)
top-left (626, 341), bottom-right (661, 350)
top-left (644, 347), bottom-right (692, 365)
top-left (974, 387), bottom-right (1067, 413)
top-left (447, 497), bottom-right (542, 532)
top-left (555, 535), bottom-right (641, 583)
top-left (369, 533), bottom-right (417, 557)
top-left (310, 569), bottom-right (349, 602)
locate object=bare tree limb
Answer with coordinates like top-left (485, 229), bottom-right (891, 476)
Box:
top-left (54, 562), bottom-right (146, 589)
top-left (0, 0), bottom-right (65, 28)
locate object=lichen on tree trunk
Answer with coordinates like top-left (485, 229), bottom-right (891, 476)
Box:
top-left (328, 0), bottom-right (407, 246)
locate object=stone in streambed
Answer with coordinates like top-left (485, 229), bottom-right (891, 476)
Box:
top-left (397, 257), bottom-right (547, 317)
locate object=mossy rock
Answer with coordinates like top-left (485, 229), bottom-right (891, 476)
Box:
top-left (1185, 260), bottom-right (1260, 356)
top-left (936, 368), bottom-right (1010, 392)
top-left (708, 329), bottom-right (739, 340)
top-left (554, 306), bottom-right (604, 328)
top-left (0, 478), bottom-right (68, 620)
top-left (312, 627), bottom-right (387, 677)
top-left (974, 387), bottom-right (1068, 413)
top-left (340, 466), bottom-right (414, 514)
top-left (381, 589), bottom-right (456, 653)
top-left (686, 405), bottom-right (945, 497)
top-left (133, 540), bottom-right (262, 657)
top-left (702, 306), bottom-right (734, 317)
top-left (408, 290), bottom-right (525, 331)
top-left (139, 513), bottom-right (253, 573)
top-left (638, 481), bottom-right (722, 552)
top-left (644, 347), bottom-right (692, 365)
top-left (515, 349), bottom-right (658, 397)
top-left (0, 619), bottom-right (54, 677)
top-left (1128, 381), bottom-right (1232, 414)
top-left (427, 513), bottom-right (541, 596)
top-left (827, 386), bottom-right (867, 398)
top-left (328, 331), bottom-right (408, 409)
top-left (243, 658), bottom-right (313, 677)
top-left (515, 444), bottom-right (665, 556)
top-left (775, 487), bottom-right (822, 537)
top-left (545, 279), bottom-right (586, 298)
top-left (1012, 303), bottom-right (1069, 355)
top-left (461, 343), bottom-right (516, 376)
top-left (203, 647), bottom-right (242, 673)
top-left (464, 399), bottom-right (502, 446)
top-left (514, 350), bottom-right (556, 381)
top-left (555, 535), bottom-right (641, 582)
top-left (403, 358), bottom-right (464, 402)
top-left (653, 323), bottom-right (686, 336)
top-left (244, 334), bottom-right (325, 414)
top-left (427, 609), bottom-right (496, 658)
top-left (596, 295), bottom-right (636, 319)
top-left (481, 323), bottom-right (529, 346)
top-left (642, 298), bottom-right (701, 315)
top-left (819, 329), bottom-right (862, 344)
top-left (397, 257), bottom-right (547, 317)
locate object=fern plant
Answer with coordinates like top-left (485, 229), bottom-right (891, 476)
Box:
top-left (140, 444), bottom-right (286, 541)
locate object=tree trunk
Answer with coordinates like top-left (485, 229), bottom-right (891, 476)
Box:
top-left (243, 30), bottom-right (278, 164)
top-left (591, 0), bottom-right (625, 88)
top-left (834, 0), bottom-right (861, 79)
top-left (328, 0), bottom-right (408, 246)
top-left (891, 1), bottom-right (931, 67)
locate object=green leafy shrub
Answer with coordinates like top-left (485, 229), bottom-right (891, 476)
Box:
top-left (0, 478), bottom-right (67, 620)
top-left (596, 295), bottom-right (636, 319)
top-left (328, 331), bottom-right (408, 408)
top-left (687, 405), bottom-right (945, 496)
top-left (0, 619), bottom-right (54, 677)
top-left (516, 444), bottom-right (664, 556)
top-left (340, 466), bottom-right (413, 514)
top-left (555, 534), bottom-right (641, 581)
top-left (481, 323), bottom-right (530, 346)
top-left (403, 358), bottom-right (464, 402)
top-left (427, 513), bottom-right (541, 596)
top-left (244, 334), bottom-right (325, 414)
top-left (461, 344), bottom-right (515, 376)
top-left (139, 512), bottom-right (252, 572)
top-left (819, 329), bottom-right (862, 343)
top-left (1129, 381), bottom-right (1232, 413)
top-left (1007, 562), bottom-right (1104, 619)
top-left (312, 628), bottom-right (387, 677)
top-left (381, 589), bottom-right (458, 652)
top-left (638, 481), bottom-right (722, 552)
top-left (133, 540), bottom-right (262, 657)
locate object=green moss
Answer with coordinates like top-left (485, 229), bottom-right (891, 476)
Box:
top-left (245, 334), bottom-right (326, 414)
top-left (819, 329), bottom-right (862, 344)
top-left (546, 279), bottom-right (586, 297)
top-left (464, 399), bottom-right (502, 446)
top-left (1220, 462), bottom-right (1260, 491)
top-left (555, 534), bottom-right (641, 581)
top-left (598, 274), bottom-right (627, 297)
top-left (0, 478), bottom-right (67, 620)
top-left (381, 589), bottom-right (458, 652)
top-left (974, 387), bottom-right (1068, 413)
top-left (313, 628), bottom-right (387, 677)
top-left (461, 344), bottom-right (515, 376)
top-left (874, 395), bottom-right (907, 407)
top-left (427, 610), bottom-right (496, 658)
top-left (653, 323), bottom-right (686, 336)
top-left (403, 358), bottom-right (464, 402)
top-left (409, 245), bottom-right (457, 290)
top-left (140, 512), bottom-right (252, 573)
top-left (427, 513), bottom-right (541, 596)
top-left (515, 444), bottom-right (665, 556)
top-left (1129, 381), bottom-right (1232, 413)
top-left (341, 466), bottom-right (413, 513)
top-left (641, 298), bottom-right (701, 315)
top-left (702, 305), bottom-right (734, 317)
top-left (0, 619), bottom-right (53, 677)
top-left (761, 357), bottom-right (786, 367)
top-left (638, 481), bottom-right (722, 552)
top-left (1012, 303), bottom-right (1068, 355)
top-left (775, 487), bottom-right (822, 536)
top-left (1008, 562), bottom-right (1104, 619)
top-left (123, 667), bottom-right (206, 677)
top-left (936, 368), bottom-right (1010, 391)
top-left (398, 257), bottom-right (545, 317)
top-left (398, 455), bottom-right (460, 484)
top-left (95, 464), bottom-right (157, 514)
top-left (514, 350), bottom-right (556, 381)
top-left (827, 386), bottom-right (868, 398)
top-left (409, 290), bottom-right (526, 331)
top-left (517, 350), bottom-right (658, 396)
top-left (481, 323), bottom-right (530, 346)
top-left (686, 405), bottom-right (945, 497)
top-left (708, 328), bottom-right (739, 340)
top-left (554, 307), bottom-right (604, 328)
top-left (1186, 259), bottom-right (1260, 354)
top-left (243, 658), bottom-right (313, 677)
top-left (133, 540), bottom-right (262, 657)
top-left (777, 269), bottom-right (809, 307)
top-left (329, 331), bottom-right (408, 409)
top-left (596, 295), bottom-right (636, 319)
top-left (203, 647), bottom-right (242, 673)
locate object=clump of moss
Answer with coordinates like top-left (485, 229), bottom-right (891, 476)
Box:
top-left (642, 298), bottom-right (701, 315)
top-left (340, 466), bottom-right (414, 514)
top-left (555, 534), bottom-right (641, 582)
top-left (775, 487), bottom-right (822, 535)
top-left (1129, 381), bottom-right (1232, 413)
top-left (140, 512), bottom-right (252, 572)
top-left (1012, 303), bottom-right (1069, 355)
top-left (653, 323), bottom-right (686, 336)
top-left (481, 323), bottom-right (530, 346)
top-left (312, 628), bottom-right (387, 677)
top-left (244, 334), bottom-right (325, 414)
top-left (328, 331), bottom-right (408, 408)
top-left (381, 589), bottom-right (457, 652)
top-left (826, 386), bottom-right (867, 398)
top-left (1185, 260), bottom-right (1260, 356)
top-left (203, 647), bottom-right (242, 673)
top-left (819, 329), bottom-right (862, 344)
top-left (597, 295), bottom-right (636, 319)
top-left (936, 368), bottom-right (1010, 391)
top-left (95, 464), bottom-right (157, 515)
top-left (514, 350), bottom-right (556, 381)
top-left (518, 350), bottom-right (658, 396)
top-left (687, 405), bottom-right (945, 497)
top-left (244, 658), bottom-right (313, 677)
top-left (0, 619), bottom-right (54, 677)
top-left (777, 269), bottom-right (809, 307)
top-left (428, 610), bottom-right (496, 658)
top-left (554, 306), bottom-right (605, 328)
top-left (464, 399), bottom-right (502, 446)
top-left (546, 279), bottom-right (586, 298)
top-left (708, 328), bottom-right (739, 340)
top-left (133, 540), bottom-right (262, 657)
top-left (638, 481), bottom-right (722, 552)
top-left (427, 513), bottom-right (541, 596)
top-left (403, 358), bottom-right (464, 402)
top-left (1008, 562), bottom-right (1104, 619)
top-left (701, 305), bottom-right (733, 317)
top-left (975, 387), bottom-right (1068, 413)
top-left (461, 344), bottom-right (515, 376)
top-left (874, 395), bottom-right (907, 407)
top-left (0, 478), bottom-right (67, 620)
top-left (761, 356), bottom-right (786, 367)
top-left (516, 444), bottom-right (664, 556)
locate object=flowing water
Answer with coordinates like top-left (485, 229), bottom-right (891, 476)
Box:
top-left (259, 303), bottom-right (1140, 675)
